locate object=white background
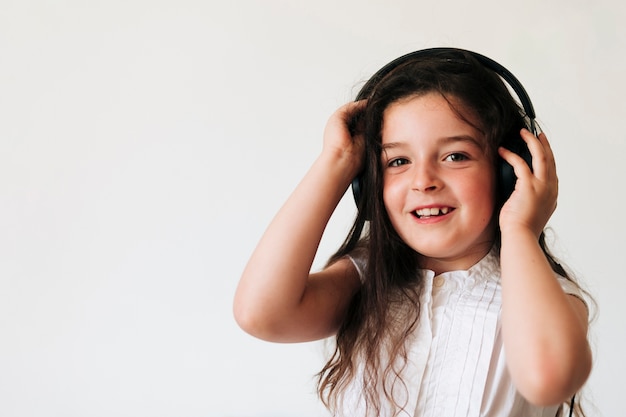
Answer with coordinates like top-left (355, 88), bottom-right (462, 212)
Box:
top-left (1, 1), bottom-right (624, 416)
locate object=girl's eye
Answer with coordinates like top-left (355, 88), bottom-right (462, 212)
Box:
top-left (445, 153), bottom-right (469, 162)
top-left (387, 158), bottom-right (409, 167)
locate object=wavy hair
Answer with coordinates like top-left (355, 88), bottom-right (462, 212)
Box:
top-left (316, 50), bottom-right (588, 417)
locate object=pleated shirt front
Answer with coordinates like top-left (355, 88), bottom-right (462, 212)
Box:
top-left (345, 250), bottom-right (580, 417)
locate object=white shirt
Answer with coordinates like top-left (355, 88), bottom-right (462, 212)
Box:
top-left (345, 249), bottom-right (581, 417)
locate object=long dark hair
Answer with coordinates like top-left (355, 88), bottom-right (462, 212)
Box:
top-left (317, 50), bottom-right (586, 416)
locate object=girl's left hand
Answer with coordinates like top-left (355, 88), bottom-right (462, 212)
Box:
top-left (498, 129), bottom-right (558, 238)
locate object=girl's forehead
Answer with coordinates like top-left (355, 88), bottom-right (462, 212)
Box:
top-left (381, 93), bottom-right (487, 147)
top-left (384, 92), bottom-right (481, 124)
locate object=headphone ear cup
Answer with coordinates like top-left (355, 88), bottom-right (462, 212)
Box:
top-left (351, 176), bottom-right (363, 208)
top-left (498, 135), bottom-right (533, 202)
top-left (351, 175), bottom-right (372, 220)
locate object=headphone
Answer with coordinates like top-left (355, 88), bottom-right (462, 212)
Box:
top-left (350, 47), bottom-right (535, 210)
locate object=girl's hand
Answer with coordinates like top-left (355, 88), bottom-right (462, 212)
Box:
top-left (234, 102), bottom-right (367, 343)
top-left (321, 101), bottom-right (367, 179)
top-left (498, 130), bottom-right (591, 403)
top-left (498, 129), bottom-right (558, 238)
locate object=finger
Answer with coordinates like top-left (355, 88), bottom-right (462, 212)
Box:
top-left (341, 99), bottom-right (367, 118)
top-left (537, 132), bottom-right (559, 193)
top-left (519, 128), bottom-right (551, 181)
top-left (341, 100), bottom-right (368, 134)
top-left (498, 146), bottom-right (533, 181)
top-left (536, 131), bottom-right (556, 166)
top-left (327, 101), bottom-right (365, 131)
top-left (536, 131), bottom-right (557, 182)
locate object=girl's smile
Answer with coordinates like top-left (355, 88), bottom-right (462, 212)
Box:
top-left (381, 92), bottom-right (497, 273)
top-left (412, 205), bottom-right (454, 220)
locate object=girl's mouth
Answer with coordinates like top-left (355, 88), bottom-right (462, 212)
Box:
top-left (413, 207), bottom-right (454, 219)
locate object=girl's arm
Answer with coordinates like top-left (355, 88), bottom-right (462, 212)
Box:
top-left (233, 102), bottom-right (365, 343)
top-left (498, 129), bottom-right (592, 406)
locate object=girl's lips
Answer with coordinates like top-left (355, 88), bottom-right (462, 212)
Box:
top-left (413, 206), bottom-right (455, 219)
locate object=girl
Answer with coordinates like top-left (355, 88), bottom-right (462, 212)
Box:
top-left (233, 48), bottom-right (592, 417)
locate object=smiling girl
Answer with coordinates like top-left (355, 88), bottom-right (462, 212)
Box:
top-left (233, 48), bottom-right (592, 417)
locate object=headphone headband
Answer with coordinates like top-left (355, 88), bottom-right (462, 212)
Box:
top-left (355, 47), bottom-right (536, 129)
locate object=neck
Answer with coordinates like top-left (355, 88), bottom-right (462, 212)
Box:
top-left (418, 241), bottom-right (494, 275)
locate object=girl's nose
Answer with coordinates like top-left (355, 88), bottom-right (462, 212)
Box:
top-left (411, 163), bottom-right (441, 192)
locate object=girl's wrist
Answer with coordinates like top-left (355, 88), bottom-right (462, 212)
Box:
top-left (317, 148), bottom-right (363, 184)
top-left (500, 224), bottom-right (541, 244)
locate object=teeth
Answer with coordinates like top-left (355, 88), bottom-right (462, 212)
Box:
top-left (415, 207), bottom-right (450, 218)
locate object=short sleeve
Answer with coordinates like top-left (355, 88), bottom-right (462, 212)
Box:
top-left (347, 246), bottom-right (368, 283)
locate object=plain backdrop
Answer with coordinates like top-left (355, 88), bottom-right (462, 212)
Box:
top-left (1, 1), bottom-right (624, 416)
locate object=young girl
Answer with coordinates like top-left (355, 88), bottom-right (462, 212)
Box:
top-left (233, 48), bottom-right (592, 417)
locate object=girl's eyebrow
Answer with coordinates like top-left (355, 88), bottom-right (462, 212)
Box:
top-left (380, 142), bottom-right (404, 151)
top-left (381, 135), bottom-right (484, 151)
top-left (441, 135), bottom-right (485, 149)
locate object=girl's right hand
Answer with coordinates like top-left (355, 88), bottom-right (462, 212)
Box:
top-left (321, 101), bottom-right (367, 180)
top-left (234, 101), bottom-right (366, 343)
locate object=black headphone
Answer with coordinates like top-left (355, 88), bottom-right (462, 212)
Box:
top-left (350, 47), bottom-right (535, 210)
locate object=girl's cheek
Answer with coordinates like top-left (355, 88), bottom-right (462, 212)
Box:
top-left (382, 177), bottom-right (402, 210)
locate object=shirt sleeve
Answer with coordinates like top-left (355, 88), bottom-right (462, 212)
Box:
top-left (347, 246), bottom-right (368, 283)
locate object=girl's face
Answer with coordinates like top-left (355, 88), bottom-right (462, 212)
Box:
top-left (381, 93), bottom-right (496, 274)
